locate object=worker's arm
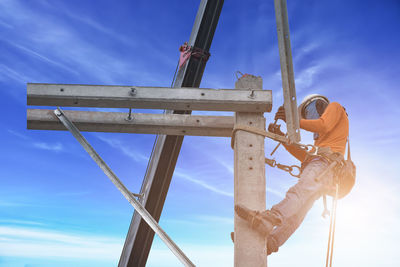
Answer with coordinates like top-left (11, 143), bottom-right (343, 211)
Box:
top-left (300, 102), bottom-right (343, 135)
top-left (268, 119), bottom-right (307, 162)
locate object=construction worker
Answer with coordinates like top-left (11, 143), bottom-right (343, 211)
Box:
top-left (235, 94), bottom-right (349, 255)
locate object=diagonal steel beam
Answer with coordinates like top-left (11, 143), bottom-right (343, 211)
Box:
top-left (119, 1), bottom-right (224, 266)
top-left (53, 108), bottom-right (195, 267)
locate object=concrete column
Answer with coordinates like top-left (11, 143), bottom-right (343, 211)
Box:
top-left (234, 75), bottom-right (267, 267)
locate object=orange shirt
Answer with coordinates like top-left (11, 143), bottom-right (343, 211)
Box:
top-left (284, 102), bottom-right (349, 162)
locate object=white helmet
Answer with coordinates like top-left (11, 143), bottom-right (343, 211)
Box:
top-left (298, 94), bottom-right (329, 119)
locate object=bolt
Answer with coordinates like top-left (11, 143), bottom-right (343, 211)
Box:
top-left (248, 90), bottom-right (255, 99)
top-left (130, 88), bottom-right (137, 96)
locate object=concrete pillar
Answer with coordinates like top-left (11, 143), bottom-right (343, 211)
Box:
top-left (234, 74), bottom-right (267, 267)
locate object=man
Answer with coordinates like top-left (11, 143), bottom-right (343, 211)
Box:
top-left (235, 94), bottom-right (349, 255)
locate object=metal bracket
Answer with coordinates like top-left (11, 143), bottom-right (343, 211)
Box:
top-left (54, 107), bottom-right (195, 267)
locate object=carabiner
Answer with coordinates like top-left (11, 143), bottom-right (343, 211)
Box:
top-left (289, 165), bottom-right (301, 178)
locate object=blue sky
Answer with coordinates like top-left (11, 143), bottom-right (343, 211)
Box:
top-left (1, 0), bottom-right (399, 266)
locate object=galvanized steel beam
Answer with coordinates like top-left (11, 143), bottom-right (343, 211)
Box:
top-left (27, 83), bottom-right (272, 112)
top-left (27, 109), bottom-right (234, 137)
top-left (274, 0), bottom-right (301, 143)
top-left (119, 1), bottom-right (224, 266)
top-left (53, 108), bottom-right (195, 267)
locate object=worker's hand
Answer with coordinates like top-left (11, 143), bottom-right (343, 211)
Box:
top-left (268, 123), bottom-right (285, 136)
top-left (274, 106), bottom-right (286, 122)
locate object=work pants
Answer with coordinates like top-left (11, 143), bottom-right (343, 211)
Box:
top-left (267, 158), bottom-right (334, 254)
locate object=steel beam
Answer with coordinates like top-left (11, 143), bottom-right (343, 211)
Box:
top-left (27, 109), bottom-right (234, 137)
top-left (53, 108), bottom-right (195, 267)
top-left (274, 0), bottom-right (301, 142)
top-left (27, 83), bottom-right (272, 112)
top-left (119, 1), bottom-right (224, 266)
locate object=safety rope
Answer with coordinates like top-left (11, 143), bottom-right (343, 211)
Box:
top-left (231, 125), bottom-right (317, 153)
top-left (325, 183), bottom-right (339, 267)
top-left (231, 125), bottom-right (290, 148)
top-left (231, 125), bottom-right (322, 180)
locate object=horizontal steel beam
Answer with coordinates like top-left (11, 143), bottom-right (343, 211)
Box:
top-left (27, 109), bottom-right (234, 137)
top-left (27, 83), bottom-right (272, 112)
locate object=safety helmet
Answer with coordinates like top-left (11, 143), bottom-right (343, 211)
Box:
top-left (298, 94), bottom-right (329, 120)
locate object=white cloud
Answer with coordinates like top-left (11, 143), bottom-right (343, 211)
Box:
top-left (32, 142), bottom-right (63, 152)
top-left (0, 226), bottom-right (123, 260)
top-left (0, 19), bottom-right (13, 29)
top-left (7, 129), bottom-right (30, 140)
top-left (148, 243), bottom-right (233, 267)
top-left (196, 215), bottom-right (233, 225)
top-left (0, 64), bottom-right (31, 84)
top-left (96, 135), bottom-right (149, 163)
top-left (4, 41), bottom-right (78, 75)
top-left (174, 169), bottom-right (233, 197)
top-left (295, 64), bottom-right (321, 90)
top-left (162, 215), bottom-right (233, 227)
top-left (0, 219), bottom-right (45, 226)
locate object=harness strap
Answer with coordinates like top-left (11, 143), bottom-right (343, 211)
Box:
top-left (231, 125), bottom-right (289, 149)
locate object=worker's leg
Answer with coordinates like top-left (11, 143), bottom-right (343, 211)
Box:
top-left (266, 195), bottom-right (316, 255)
top-left (270, 159), bottom-right (333, 223)
top-left (266, 159), bottom-right (334, 254)
top-left (235, 158), bottom-right (334, 240)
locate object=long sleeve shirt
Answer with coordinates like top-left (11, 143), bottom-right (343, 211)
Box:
top-left (283, 102), bottom-right (349, 162)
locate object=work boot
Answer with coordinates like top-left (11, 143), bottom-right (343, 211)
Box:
top-left (235, 205), bottom-right (276, 236)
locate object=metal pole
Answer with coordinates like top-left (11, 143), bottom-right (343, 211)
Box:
top-left (120, 1), bottom-right (224, 266)
top-left (274, 0), bottom-right (301, 143)
top-left (54, 107), bottom-right (195, 267)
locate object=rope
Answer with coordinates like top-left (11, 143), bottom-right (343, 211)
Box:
top-left (325, 183), bottom-right (339, 267)
top-left (231, 125), bottom-right (323, 178)
top-left (231, 125), bottom-right (289, 149)
top-left (231, 125), bottom-right (316, 153)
